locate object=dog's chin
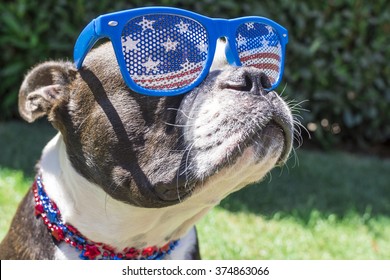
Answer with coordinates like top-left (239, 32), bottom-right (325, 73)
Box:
top-left (195, 121), bottom-right (286, 177)
top-left (151, 122), bottom-right (287, 206)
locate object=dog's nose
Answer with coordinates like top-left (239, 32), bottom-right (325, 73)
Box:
top-left (219, 67), bottom-right (271, 95)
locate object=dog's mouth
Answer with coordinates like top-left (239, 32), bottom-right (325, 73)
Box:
top-left (224, 120), bottom-right (290, 166)
top-left (151, 118), bottom-right (292, 204)
top-left (187, 118), bottom-right (290, 178)
top-left (154, 179), bottom-right (194, 202)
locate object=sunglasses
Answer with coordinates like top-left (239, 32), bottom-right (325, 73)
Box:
top-left (74, 7), bottom-right (288, 96)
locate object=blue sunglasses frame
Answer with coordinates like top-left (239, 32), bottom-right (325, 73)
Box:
top-left (74, 6), bottom-right (288, 96)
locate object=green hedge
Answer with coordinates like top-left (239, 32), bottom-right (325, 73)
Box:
top-left (1, 0), bottom-right (389, 148)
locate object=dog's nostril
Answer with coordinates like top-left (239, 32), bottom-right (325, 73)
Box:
top-left (259, 73), bottom-right (272, 90)
top-left (221, 69), bottom-right (272, 94)
top-left (222, 73), bottom-right (253, 92)
top-left (243, 75), bottom-right (253, 92)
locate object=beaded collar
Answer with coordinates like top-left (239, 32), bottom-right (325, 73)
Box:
top-left (33, 175), bottom-right (179, 260)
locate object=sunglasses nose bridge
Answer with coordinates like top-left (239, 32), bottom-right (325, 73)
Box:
top-left (212, 18), bottom-right (230, 39)
top-left (209, 19), bottom-right (239, 67)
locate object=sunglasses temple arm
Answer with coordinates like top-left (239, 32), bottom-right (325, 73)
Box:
top-left (74, 20), bottom-right (100, 69)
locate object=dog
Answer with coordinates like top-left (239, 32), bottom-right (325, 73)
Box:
top-left (0, 37), bottom-right (293, 259)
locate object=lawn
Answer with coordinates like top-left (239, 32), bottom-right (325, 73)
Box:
top-left (1, 120), bottom-right (390, 259)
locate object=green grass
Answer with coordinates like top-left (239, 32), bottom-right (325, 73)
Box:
top-left (1, 120), bottom-right (390, 259)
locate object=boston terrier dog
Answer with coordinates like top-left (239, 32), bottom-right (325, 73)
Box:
top-left (0, 8), bottom-right (293, 260)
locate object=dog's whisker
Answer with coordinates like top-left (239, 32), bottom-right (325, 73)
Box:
top-left (294, 119), bottom-right (311, 140)
top-left (291, 147), bottom-right (300, 168)
top-left (167, 108), bottom-right (195, 120)
top-left (164, 122), bottom-right (195, 128)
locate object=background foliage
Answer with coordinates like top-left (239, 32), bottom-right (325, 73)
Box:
top-left (1, 0), bottom-right (389, 148)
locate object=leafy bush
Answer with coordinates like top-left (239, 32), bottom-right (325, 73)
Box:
top-left (273, 0), bottom-right (390, 148)
top-left (1, 0), bottom-right (389, 148)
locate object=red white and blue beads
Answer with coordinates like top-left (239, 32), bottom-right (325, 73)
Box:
top-left (33, 175), bottom-right (179, 260)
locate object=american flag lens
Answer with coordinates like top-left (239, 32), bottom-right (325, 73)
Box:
top-left (235, 22), bottom-right (282, 86)
top-left (121, 14), bottom-right (209, 91)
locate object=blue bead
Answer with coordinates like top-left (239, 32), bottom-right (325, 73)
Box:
top-left (147, 252), bottom-right (158, 260)
top-left (79, 252), bottom-right (88, 260)
top-left (155, 252), bottom-right (164, 260)
top-left (75, 236), bottom-right (86, 244)
top-left (47, 212), bottom-right (57, 223)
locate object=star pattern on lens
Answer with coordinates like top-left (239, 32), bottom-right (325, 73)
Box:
top-left (175, 20), bottom-right (191, 34)
top-left (260, 36), bottom-right (269, 47)
top-left (245, 22), bottom-right (255, 30)
top-left (265, 25), bottom-right (274, 34)
top-left (142, 56), bottom-right (160, 73)
top-left (161, 37), bottom-right (179, 52)
top-left (122, 36), bottom-right (140, 52)
top-left (196, 41), bottom-right (208, 54)
top-left (236, 33), bottom-right (247, 47)
top-left (137, 17), bottom-right (156, 32)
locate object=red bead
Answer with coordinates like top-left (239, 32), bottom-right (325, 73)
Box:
top-left (102, 244), bottom-right (115, 252)
top-left (67, 224), bottom-right (78, 234)
top-left (142, 246), bottom-right (156, 257)
top-left (161, 243), bottom-right (170, 252)
top-left (78, 245), bottom-right (83, 250)
top-left (83, 245), bottom-right (101, 260)
top-left (35, 204), bottom-right (44, 216)
top-left (52, 227), bottom-right (65, 241)
top-left (125, 252), bottom-right (138, 259)
top-left (126, 248), bottom-right (137, 253)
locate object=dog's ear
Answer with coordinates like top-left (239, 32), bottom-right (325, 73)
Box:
top-left (18, 61), bottom-right (77, 123)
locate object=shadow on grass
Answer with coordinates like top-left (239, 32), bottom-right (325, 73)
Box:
top-left (219, 149), bottom-right (390, 222)
top-left (0, 119), bottom-right (56, 176)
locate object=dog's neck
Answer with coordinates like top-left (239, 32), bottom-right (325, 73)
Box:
top-left (39, 133), bottom-right (212, 252)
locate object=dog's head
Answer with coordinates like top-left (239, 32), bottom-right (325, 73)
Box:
top-left (18, 40), bottom-right (293, 208)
